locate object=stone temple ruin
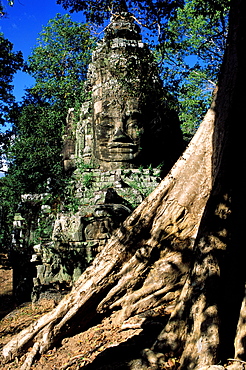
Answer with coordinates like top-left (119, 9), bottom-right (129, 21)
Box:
top-left (11, 4), bottom-right (184, 303)
top-left (63, 6), bottom-right (182, 173)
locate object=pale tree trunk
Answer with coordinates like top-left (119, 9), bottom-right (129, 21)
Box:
top-left (1, 98), bottom-right (215, 369)
top-left (153, 0), bottom-right (246, 368)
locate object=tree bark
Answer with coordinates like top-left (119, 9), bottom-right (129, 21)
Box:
top-left (1, 101), bottom-right (214, 369)
top-left (153, 0), bottom-right (246, 368)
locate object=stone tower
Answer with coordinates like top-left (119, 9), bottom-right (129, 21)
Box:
top-left (63, 4), bottom-right (183, 172)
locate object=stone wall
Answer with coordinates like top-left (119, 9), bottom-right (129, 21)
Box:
top-left (12, 167), bottom-right (161, 302)
top-left (39, 168), bottom-right (161, 300)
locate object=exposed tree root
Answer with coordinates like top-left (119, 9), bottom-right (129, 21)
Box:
top-left (1, 105), bottom-right (215, 370)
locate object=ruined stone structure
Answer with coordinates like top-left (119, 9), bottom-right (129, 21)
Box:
top-left (28, 166), bottom-right (163, 301)
top-left (63, 6), bottom-right (183, 172)
top-left (12, 4), bottom-right (184, 302)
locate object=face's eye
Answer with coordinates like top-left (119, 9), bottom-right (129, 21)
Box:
top-left (102, 122), bottom-right (114, 130)
top-left (127, 120), bottom-right (139, 130)
top-left (125, 112), bottom-right (141, 125)
top-left (98, 119), bottom-right (114, 130)
top-left (95, 119), bottom-right (115, 141)
top-left (125, 114), bottom-right (143, 139)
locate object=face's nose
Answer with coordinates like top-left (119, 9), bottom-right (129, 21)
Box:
top-left (111, 128), bottom-right (132, 143)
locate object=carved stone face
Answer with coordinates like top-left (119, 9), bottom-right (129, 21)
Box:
top-left (93, 101), bottom-right (144, 167)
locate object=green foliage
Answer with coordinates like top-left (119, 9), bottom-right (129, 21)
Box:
top-left (61, 178), bottom-right (80, 212)
top-left (57, 0), bottom-right (229, 47)
top-left (26, 13), bottom-right (95, 106)
top-left (7, 14), bottom-right (95, 194)
top-left (81, 172), bottom-right (94, 188)
top-left (0, 0), bottom-right (14, 17)
top-left (127, 177), bottom-right (152, 200)
top-left (60, 160), bottom-right (96, 212)
top-left (33, 216), bottom-right (54, 245)
top-left (8, 98), bottom-right (65, 194)
top-left (75, 160), bottom-right (95, 192)
top-left (0, 30), bottom-right (23, 251)
top-left (156, 0), bottom-right (229, 139)
top-left (0, 175), bottom-right (20, 250)
top-left (76, 158), bottom-right (97, 172)
top-left (57, 0), bottom-right (184, 29)
top-left (0, 32), bottom-right (23, 125)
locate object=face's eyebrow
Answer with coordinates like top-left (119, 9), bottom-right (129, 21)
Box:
top-left (99, 113), bottom-right (111, 119)
top-left (125, 111), bottom-right (141, 118)
top-left (124, 108), bottom-right (140, 114)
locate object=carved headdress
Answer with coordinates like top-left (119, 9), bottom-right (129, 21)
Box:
top-left (112, 0), bottom-right (128, 13)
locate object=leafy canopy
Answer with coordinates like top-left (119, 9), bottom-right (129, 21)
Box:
top-left (0, 31), bottom-right (23, 184)
top-left (57, 0), bottom-right (184, 33)
top-left (57, 0), bottom-right (229, 139)
top-left (56, 0), bottom-right (229, 39)
top-left (0, 0), bottom-right (14, 17)
top-left (0, 33), bottom-right (23, 126)
top-left (7, 14), bottom-right (95, 195)
top-left (8, 98), bottom-right (64, 194)
top-left (26, 13), bottom-right (95, 106)
top-left (157, 0), bottom-right (229, 138)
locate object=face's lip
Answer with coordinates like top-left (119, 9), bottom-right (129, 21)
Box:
top-left (107, 142), bottom-right (137, 149)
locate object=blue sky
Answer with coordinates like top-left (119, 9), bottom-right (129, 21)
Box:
top-left (1, 0), bottom-right (85, 102)
top-left (1, 1), bottom-right (198, 104)
top-left (0, 0), bottom-right (86, 175)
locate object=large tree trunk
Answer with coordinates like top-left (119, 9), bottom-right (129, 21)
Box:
top-left (153, 0), bottom-right (246, 368)
top-left (1, 98), bottom-right (214, 369)
top-left (2, 0), bottom-right (246, 369)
